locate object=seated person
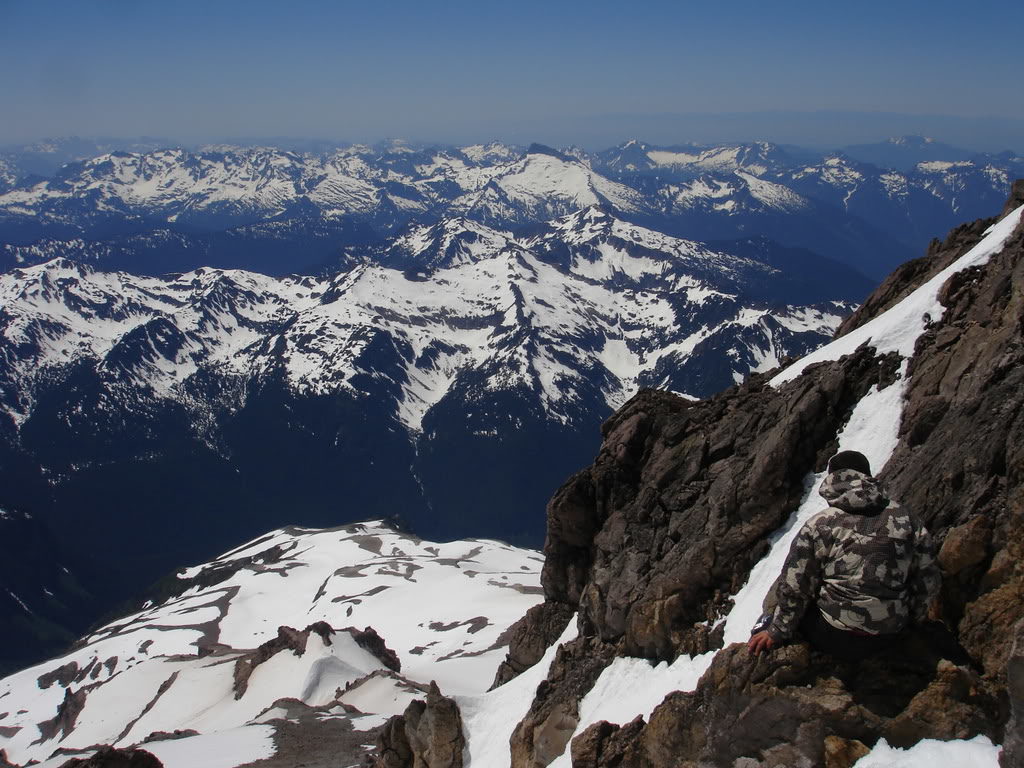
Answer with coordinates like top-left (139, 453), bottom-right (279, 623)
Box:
top-left (748, 450), bottom-right (940, 662)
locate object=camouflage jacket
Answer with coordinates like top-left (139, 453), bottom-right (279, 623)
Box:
top-left (767, 469), bottom-right (941, 641)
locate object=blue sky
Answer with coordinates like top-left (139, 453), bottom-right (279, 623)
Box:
top-left (1, 0), bottom-right (1022, 149)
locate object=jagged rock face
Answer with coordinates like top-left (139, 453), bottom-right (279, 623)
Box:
top-left (880, 217), bottom-right (1024, 682)
top-left (505, 190), bottom-right (1024, 765)
top-left (491, 603), bottom-right (575, 689)
top-left (510, 638), bottom-right (618, 768)
top-left (541, 345), bottom-right (899, 661)
top-left (374, 682), bottom-right (465, 768)
top-left (572, 639), bottom-right (999, 767)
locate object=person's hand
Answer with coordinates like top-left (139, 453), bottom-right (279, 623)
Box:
top-left (747, 630), bottom-right (775, 655)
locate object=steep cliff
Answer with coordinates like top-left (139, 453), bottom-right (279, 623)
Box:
top-left (492, 183), bottom-right (1024, 767)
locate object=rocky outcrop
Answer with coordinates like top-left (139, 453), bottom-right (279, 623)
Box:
top-left (57, 746), bottom-right (163, 767)
top-left (232, 622), bottom-right (334, 699)
top-left (374, 682), bottom-right (465, 768)
top-left (346, 626), bottom-right (401, 673)
top-left (1002, 620), bottom-right (1024, 767)
top-left (571, 634), bottom-right (999, 767)
top-left (36, 687), bottom-right (88, 742)
top-left (542, 344), bottom-right (900, 661)
top-left (880, 214), bottom-right (1024, 684)
top-left (491, 603), bottom-right (575, 688)
top-left (504, 187), bottom-right (1024, 765)
top-left (510, 637), bottom-right (617, 768)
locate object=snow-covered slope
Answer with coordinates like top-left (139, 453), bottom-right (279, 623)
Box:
top-left (596, 140), bottom-right (793, 178)
top-left (0, 209), bottom-right (853, 433)
top-left (452, 145), bottom-right (651, 228)
top-left (0, 520), bottom-right (543, 767)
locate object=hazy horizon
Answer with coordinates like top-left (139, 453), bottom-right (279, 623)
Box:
top-left (2, 109), bottom-right (1022, 157)
top-left (2, 0), bottom-right (1021, 153)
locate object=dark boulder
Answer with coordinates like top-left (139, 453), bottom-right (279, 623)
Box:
top-left (58, 746), bottom-right (163, 768)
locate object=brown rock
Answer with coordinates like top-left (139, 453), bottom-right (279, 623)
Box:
top-left (823, 735), bottom-right (870, 768)
top-left (938, 515), bottom-right (992, 574)
top-left (509, 637), bottom-right (616, 768)
top-left (491, 602), bottom-right (574, 689)
top-left (375, 715), bottom-right (414, 768)
top-left (346, 626), bottom-right (401, 673)
top-left (233, 622), bottom-right (335, 699)
top-left (57, 746), bottom-right (163, 768)
top-left (570, 718), bottom-right (646, 768)
top-left (885, 659), bottom-right (1000, 747)
top-left (38, 687), bottom-right (88, 742)
top-left (1002, 619), bottom-right (1024, 768)
top-left (373, 681), bottom-right (464, 768)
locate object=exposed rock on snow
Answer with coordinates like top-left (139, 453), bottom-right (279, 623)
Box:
top-left (57, 746), bottom-right (164, 768)
top-left (0, 521), bottom-right (543, 768)
top-left (491, 602), bottom-right (575, 689)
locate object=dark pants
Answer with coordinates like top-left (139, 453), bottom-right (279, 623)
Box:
top-left (798, 608), bottom-right (899, 663)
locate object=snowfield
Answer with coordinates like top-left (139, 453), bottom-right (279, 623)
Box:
top-left (0, 521), bottom-right (543, 767)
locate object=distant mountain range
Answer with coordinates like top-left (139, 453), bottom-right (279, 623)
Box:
top-left (0, 205), bottom-right (865, 647)
top-left (0, 135), bottom-right (1019, 674)
top-left (1, 136), bottom-right (1020, 279)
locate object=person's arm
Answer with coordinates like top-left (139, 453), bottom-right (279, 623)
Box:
top-left (908, 523), bottom-right (941, 623)
top-left (767, 516), bottom-right (825, 643)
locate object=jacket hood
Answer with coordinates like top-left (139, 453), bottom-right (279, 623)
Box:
top-left (819, 469), bottom-right (888, 514)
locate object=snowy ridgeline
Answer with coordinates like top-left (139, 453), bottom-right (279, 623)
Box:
top-left (0, 207), bottom-right (847, 430)
top-left (0, 139), bottom-right (1016, 234)
top-left (0, 522), bottom-right (545, 767)
top-left (1, 206), bottom-right (1019, 768)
